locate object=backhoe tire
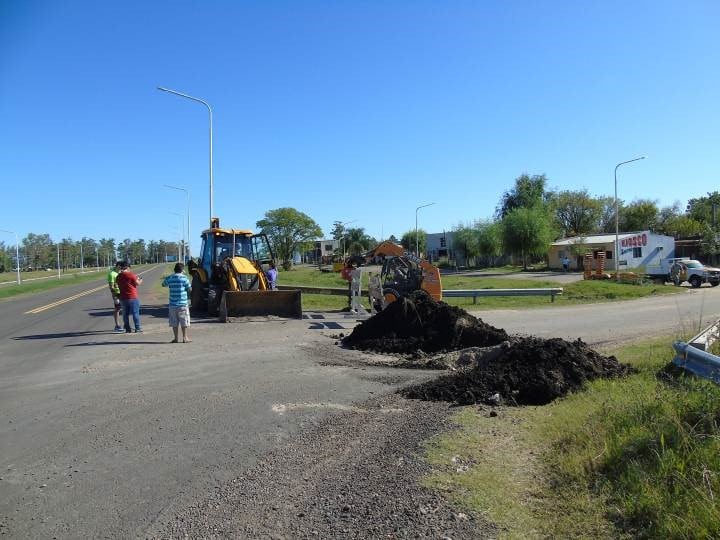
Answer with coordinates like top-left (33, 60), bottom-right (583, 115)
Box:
top-left (382, 287), bottom-right (401, 306)
top-left (190, 275), bottom-right (206, 316)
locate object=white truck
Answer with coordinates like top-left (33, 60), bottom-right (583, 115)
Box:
top-left (645, 257), bottom-right (720, 288)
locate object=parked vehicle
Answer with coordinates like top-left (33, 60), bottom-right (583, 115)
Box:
top-left (645, 257), bottom-right (720, 288)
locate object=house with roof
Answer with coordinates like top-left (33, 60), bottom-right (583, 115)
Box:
top-left (549, 231), bottom-right (675, 272)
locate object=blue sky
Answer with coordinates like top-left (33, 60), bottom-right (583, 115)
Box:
top-left (1, 1), bottom-right (718, 254)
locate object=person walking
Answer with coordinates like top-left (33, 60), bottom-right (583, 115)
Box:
top-left (116, 261), bottom-right (143, 333)
top-left (161, 262), bottom-right (192, 343)
top-left (107, 261), bottom-right (123, 332)
top-left (266, 261), bottom-right (278, 290)
top-left (562, 256), bottom-right (570, 273)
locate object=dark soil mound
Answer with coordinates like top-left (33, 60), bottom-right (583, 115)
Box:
top-left (402, 337), bottom-right (635, 406)
top-left (342, 291), bottom-right (508, 354)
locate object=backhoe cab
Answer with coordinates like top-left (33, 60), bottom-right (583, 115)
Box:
top-left (188, 218), bottom-right (302, 320)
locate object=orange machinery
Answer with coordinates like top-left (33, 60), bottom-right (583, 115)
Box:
top-left (364, 241), bottom-right (442, 306)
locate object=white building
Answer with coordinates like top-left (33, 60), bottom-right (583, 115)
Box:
top-left (426, 231), bottom-right (455, 262)
top-left (549, 231), bottom-right (675, 271)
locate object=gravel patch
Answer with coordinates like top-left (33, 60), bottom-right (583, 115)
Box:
top-left (155, 394), bottom-right (494, 539)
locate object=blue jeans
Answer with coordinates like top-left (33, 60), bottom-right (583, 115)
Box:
top-left (120, 298), bottom-right (141, 332)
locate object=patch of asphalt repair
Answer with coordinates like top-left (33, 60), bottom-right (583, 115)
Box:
top-left (151, 393), bottom-right (494, 539)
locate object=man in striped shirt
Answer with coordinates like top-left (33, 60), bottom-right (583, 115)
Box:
top-left (161, 262), bottom-right (192, 343)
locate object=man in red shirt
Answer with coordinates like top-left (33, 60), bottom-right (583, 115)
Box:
top-left (116, 261), bottom-right (144, 333)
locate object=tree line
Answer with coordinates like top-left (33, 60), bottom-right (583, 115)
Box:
top-left (0, 234), bottom-right (186, 273)
top-left (5, 182), bottom-right (719, 273)
top-left (453, 175), bottom-right (720, 268)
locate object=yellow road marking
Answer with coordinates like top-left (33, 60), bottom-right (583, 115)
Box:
top-left (24, 267), bottom-right (158, 315)
top-left (25, 285), bottom-right (107, 314)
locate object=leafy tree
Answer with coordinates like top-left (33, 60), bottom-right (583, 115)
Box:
top-left (22, 233), bottom-right (54, 269)
top-left (400, 229), bottom-right (427, 256)
top-left (662, 216), bottom-right (705, 238)
top-left (387, 234), bottom-right (399, 244)
top-left (476, 221), bottom-right (503, 265)
top-left (700, 225), bottom-right (720, 262)
top-left (501, 207), bottom-right (554, 269)
top-left (596, 196), bottom-right (618, 233)
top-left (496, 173), bottom-right (549, 219)
top-left (550, 189), bottom-right (602, 237)
top-left (256, 207), bottom-right (323, 270)
top-left (452, 224), bottom-right (480, 266)
top-left (331, 221), bottom-right (346, 241)
top-left (687, 191), bottom-right (720, 230)
top-left (619, 199), bottom-right (659, 232)
top-left (0, 241), bottom-right (11, 272)
top-left (342, 227), bottom-right (375, 256)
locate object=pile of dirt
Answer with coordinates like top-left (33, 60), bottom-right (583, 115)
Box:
top-left (342, 291), bottom-right (509, 354)
top-left (402, 337), bottom-right (634, 406)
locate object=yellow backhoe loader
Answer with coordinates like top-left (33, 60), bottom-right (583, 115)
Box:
top-left (188, 218), bottom-right (302, 320)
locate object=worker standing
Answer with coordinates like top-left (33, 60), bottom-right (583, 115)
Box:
top-left (107, 261), bottom-right (123, 332)
top-left (162, 262), bottom-right (192, 343)
top-left (116, 262), bottom-right (143, 333)
top-left (266, 262), bottom-right (278, 290)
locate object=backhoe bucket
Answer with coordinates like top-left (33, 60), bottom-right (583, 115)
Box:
top-left (218, 290), bottom-right (302, 321)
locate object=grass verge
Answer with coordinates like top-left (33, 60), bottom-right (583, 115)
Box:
top-left (422, 336), bottom-right (720, 538)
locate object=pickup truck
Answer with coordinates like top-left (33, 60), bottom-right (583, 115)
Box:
top-left (645, 258), bottom-right (720, 288)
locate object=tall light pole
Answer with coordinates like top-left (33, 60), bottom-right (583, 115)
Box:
top-left (415, 202), bottom-right (435, 256)
top-left (614, 156), bottom-right (646, 280)
top-left (0, 229), bottom-right (20, 285)
top-left (170, 212), bottom-right (184, 262)
top-left (165, 184), bottom-right (191, 258)
top-left (157, 87), bottom-right (213, 225)
top-left (339, 220), bottom-right (356, 259)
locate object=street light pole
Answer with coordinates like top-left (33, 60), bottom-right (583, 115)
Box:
top-left (170, 212), bottom-right (184, 262)
top-left (157, 87), bottom-right (213, 226)
top-left (614, 156), bottom-right (646, 281)
top-left (0, 229), bottom-right (21, 285)
top-left (164, 184), bottom-right (191, 259)
top-left (340, 220), bottom-right (356, 259)
top-left (415, 202), bottom-right (435, 257)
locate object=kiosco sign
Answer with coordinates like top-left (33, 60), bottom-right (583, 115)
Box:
top-left (621, 234), bottom-right (647, 248)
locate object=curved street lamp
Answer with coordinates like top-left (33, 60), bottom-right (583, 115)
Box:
top-left (157, 87), bottom-right (213, 226)
top-left (415, 202), bottom-right (435, 256)
top-left (614, 156), bottom-right (647, 280)
top-left (0, 229), bottom-right (20, 285)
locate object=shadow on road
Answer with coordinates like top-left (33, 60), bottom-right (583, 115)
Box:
top-left (13, 330), bottom-right (118, 340)
top-left (66, 340), bottom-right (168, 347)
top-left (87, 304), bottom-right (169, 319)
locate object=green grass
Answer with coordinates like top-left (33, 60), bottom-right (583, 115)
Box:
top-left (422, 336), bottom-right (720, 538)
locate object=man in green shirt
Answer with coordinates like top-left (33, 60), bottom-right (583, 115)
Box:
top-left (107, 261), bottom-right (123, 332)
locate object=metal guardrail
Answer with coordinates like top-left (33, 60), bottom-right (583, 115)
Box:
top-left (441, 287), bottom-right (563, 303)
top-left (279, 285), bottom-right (564, 302)
top-left (672, 318), bottom-right (720, 384)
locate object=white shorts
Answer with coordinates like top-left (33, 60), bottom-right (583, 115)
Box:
top-left (168, 305), bottom-right (191, 328)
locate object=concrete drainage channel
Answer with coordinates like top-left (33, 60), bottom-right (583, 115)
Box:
top-left (673, 319), bottom-right (720, 383)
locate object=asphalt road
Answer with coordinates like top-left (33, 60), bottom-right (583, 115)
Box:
top-left (1, 270), bottom-right (719, 537)
top-left (0, 266), bottom-right (438, 538)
